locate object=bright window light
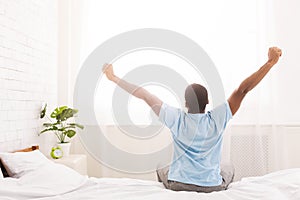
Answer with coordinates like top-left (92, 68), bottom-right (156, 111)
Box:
top-left (81, 0), bottom-right (259, 125)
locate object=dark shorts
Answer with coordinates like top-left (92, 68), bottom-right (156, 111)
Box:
top-left (156, 164), bottom-right (235, 193)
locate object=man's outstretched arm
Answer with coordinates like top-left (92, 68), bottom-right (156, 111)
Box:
top-left (228, 47), bottom-right (282, 115)
top-left (102, 64), bottom-right (163, 116)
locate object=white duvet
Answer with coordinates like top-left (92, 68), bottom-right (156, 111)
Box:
top-left (0, 163), bottom-right (300, 200)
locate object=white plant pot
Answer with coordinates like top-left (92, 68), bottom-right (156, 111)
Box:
top-left (58, 143), bottom-right (71, 157)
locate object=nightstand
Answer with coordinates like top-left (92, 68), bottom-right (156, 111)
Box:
top-left (51, 154), bottom-right (87, 175)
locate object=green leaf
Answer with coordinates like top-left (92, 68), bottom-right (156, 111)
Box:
top-left (40, 126), bottom-right (58, 134)
top-left (42, 122), bottom-right (59, 127)
top-left (58, 127), bottom-right (66, 132)
top-left (59, 108), bottom-right (78, 121)
top-left (42, 123), bottom-right (53, 127)
top-left (40, 103), bottom-right (47, 119)
top-left (65, 125), bottom-right (76, 129)
top-left (64, 130), bottom-right (76, 138)
top-left (50, 106), bottom-right (68, 119)
top-left (67, 123), bottom-right (84, 129)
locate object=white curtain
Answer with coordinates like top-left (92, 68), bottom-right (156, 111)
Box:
top-left (57, 0), bottom-right (85, 106)
top-left (57, 0), bottom-right (86, 154)
top-left (77, 0), bottom-right (300, 179)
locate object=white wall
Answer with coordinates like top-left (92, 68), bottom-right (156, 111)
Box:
top-left (0, 0), bottom-right (57, 152)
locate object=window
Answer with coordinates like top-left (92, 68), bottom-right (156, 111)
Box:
top-left (80, 0), bottom-right (262, 125)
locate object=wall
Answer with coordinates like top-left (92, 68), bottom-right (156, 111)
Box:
top-left (227, 125), bottom-right (300, 181)
top-left (0, 0), bottom-right (57, 152)
top-left (73, 124), bottom-right (300, 181)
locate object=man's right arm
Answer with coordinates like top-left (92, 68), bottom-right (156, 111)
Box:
top-left (228, 47), bottom-right (282, 115)
top-left (102, 63), bottom-right (163, 116)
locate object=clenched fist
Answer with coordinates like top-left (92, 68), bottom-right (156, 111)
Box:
top-left (268, 47), bottom-right (282, 65)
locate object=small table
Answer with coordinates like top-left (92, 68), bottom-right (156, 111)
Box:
top-left (51, 154), bottom-right (87, 175)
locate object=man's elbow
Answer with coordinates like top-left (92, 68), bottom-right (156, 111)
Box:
top-left (132, 87), bottom-right (147, 99)
top-left (237, 86), bottom-right (249, 95)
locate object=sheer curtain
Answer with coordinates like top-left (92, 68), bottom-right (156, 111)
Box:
top-left (76, 0), bottom-right (299, 179)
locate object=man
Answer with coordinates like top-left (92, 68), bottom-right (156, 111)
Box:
top-left (102, 47), bottom-right (282, 193)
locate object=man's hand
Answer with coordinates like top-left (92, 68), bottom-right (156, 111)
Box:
top-left (102, 63), bottom-right (115, 81)
top-left (268, 47), bottom-right (282, 65)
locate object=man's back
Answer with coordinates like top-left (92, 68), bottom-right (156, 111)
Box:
top-left (159, 101), bottom-right (232, 186)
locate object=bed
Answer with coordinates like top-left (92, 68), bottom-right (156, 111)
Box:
top-left (0, 146), bottom-right (299, 200)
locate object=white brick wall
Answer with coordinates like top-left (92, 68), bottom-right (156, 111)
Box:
top-left (0, 0), bottom-right (57, 152)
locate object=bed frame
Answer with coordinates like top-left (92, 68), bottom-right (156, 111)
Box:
top-left (13, 145), bottom-right (39, 152)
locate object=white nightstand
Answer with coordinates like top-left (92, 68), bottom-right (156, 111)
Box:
top-left (50, 154), bottom-right (87, 175)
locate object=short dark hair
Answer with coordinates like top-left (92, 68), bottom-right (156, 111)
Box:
top-left (185, 83), bottom-right (208, 113)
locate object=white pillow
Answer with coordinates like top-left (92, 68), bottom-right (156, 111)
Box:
top-left (0, 150), bottom-right (51, 178)
top-left (0, 167), bottom-right (3, 179)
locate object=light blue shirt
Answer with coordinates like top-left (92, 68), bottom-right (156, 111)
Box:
top-left (159, 101), bottom-right (232, 186)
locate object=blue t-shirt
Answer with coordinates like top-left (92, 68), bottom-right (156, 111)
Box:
top-left (159, 101), bottom-right (232, 186)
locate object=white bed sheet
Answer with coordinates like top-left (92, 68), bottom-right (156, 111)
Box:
top-left (0, 163), bottom-right (299, 200)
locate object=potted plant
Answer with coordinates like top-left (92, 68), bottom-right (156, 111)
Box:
top-left (39, 104), bottom-right (84, 157)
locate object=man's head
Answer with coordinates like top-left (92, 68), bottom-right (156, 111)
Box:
top-left (185, 83), bottom-right (209, 113)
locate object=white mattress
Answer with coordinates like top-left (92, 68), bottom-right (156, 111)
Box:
top-left (0, 163), bottom-right (300, 200)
